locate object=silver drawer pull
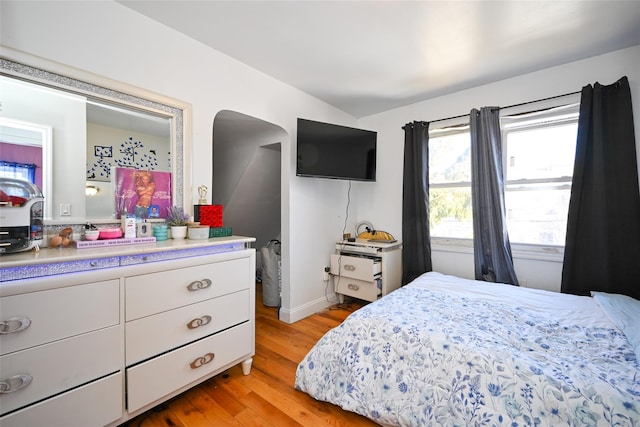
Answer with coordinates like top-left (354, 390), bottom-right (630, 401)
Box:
top-left (190, 352), bottom-right (215, 369)
top-left (186, 279), bottom-right (212, 291)
top-left (0, 374), bottom-right (33, 394)
top-left (347, 283), bottom-right (360, 291)
top-left (344, 264), bottom-right (356, 271)
top-left (0, 316), bottom-right (32, 335)
top-left (187, 315), bottom-right (212, 329)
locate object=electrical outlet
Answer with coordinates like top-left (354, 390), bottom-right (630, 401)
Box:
top-left (323, 267), bottom-right (330, 282)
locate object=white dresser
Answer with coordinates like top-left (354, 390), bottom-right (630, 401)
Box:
top-left (0, 237), bottom-right (255, 427)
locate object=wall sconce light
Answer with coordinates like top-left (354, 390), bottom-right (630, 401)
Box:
top-left (85, 185), bottom-right (100, 196)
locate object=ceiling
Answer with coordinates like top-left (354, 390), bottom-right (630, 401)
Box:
top-left (118, 1), bottom-right (640, 118)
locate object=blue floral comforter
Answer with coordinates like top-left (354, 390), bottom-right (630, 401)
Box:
top-left (295, 272), bottom-right (640, 426)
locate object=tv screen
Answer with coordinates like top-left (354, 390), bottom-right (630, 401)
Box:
top-left (296, 118), bottom-right (377, 181)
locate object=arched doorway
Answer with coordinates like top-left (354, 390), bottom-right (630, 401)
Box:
top-left (212, 110), bottom-right (287, 308)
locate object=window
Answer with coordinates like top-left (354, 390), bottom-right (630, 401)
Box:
top-left (502, 105), bottom-right (578, 245)
top-left (428, 102), bottom-right (579, 247)
top-left (429, 125), bottom-right (473, 238)
top-left (0, 161), bottom-right (37, 183)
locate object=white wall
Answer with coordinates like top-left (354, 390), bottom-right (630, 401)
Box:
top-left (358, 45), bottom-right (640, 291)
top-left (1, 0), bottom-right (357, 322)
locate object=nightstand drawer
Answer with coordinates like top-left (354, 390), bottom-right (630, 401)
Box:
top-left (335, 276), bottom-right (381, 301)
top-left (126, 289), bottom-right (250, 365)
top-left (330, 254), bottom-right (381, 282)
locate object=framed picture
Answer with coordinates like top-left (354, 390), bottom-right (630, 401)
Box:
top-left (114, 167), bottom-right (171, 219)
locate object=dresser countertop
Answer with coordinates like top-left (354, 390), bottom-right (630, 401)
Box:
top-left (0, 236), bottom-right (256, 286)
top-left (0, 236), bottom-right (254, 268)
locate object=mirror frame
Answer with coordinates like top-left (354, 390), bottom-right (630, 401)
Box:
top-left (0, 56), bottom-right (190, 222)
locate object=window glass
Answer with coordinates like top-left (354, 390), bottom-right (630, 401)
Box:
top-left (429, 129), bottom-right (473, 238)
top-left (505, 123), bottom-right (576, 181)
top-left (503, 116), bottom-right (578, 246)
top-left (0, 162), bottom-right (35, 183)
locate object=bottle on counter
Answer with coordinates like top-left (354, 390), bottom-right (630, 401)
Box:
top-left (121, 208), bottom-right (136, 239)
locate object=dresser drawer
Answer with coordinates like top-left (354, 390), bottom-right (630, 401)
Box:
top-left (0, 325), bottom-right (121, 415)
top-left (335, 276), bottom-right (381, 302)
top-left (126, 289), bottom-right (250, 365)
top-left (0, 372), bottom-right (122, 427)
top-left (330, 254), bottom-right (381, 282)
top-left (125, 256), bottom-right (251, 321)
top-left (127, 321), bottom-right (252, 412)
top-left (0, 280), bottom-right (120, 356)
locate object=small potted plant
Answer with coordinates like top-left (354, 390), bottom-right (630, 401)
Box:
top-left (165, 206), bottom-right (189, 239)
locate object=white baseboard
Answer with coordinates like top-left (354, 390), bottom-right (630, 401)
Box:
top-left (278, 294), bottom-right (336, 324)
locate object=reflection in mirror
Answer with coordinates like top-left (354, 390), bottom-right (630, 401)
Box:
top-left (84, 101), bottom-right (171, 219)
top-left (0, 116), bottom-right (52, 219)
top-left (0, 58), bottom-right (184, 222)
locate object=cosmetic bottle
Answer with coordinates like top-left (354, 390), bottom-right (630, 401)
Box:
top-left (121, 208), bottom-right (136, 238)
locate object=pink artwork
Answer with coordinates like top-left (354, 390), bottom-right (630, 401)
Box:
top-left (114, 168), bottom-right (171, 219)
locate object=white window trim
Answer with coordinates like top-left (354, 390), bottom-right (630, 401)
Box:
top-left (431, 237), bottom-right (564, 262)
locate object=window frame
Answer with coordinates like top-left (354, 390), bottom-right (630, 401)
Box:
top-left (428, 95), bottom-right (580, 262)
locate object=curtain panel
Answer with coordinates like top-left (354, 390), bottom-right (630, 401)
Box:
top-left (470, 107), bottom-right (519, 285)
top-left (401, 121), bottom-right (432, 285)
top-left (0, 160), bottom-right (37, 183)
top-left (562, 76), bottom-right (640, 300)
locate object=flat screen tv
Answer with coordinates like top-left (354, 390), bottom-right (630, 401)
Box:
top-left (296, 118), bottom-right (377, 181)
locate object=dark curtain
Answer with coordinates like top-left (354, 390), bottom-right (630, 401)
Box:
top-left (401, 121), bottom-right (432, 285)
top-left (470, 107), bottom-right (519, 285)
top-left (562, 76), bottom-right (640, 300)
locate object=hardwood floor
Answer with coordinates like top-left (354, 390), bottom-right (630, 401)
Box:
top-left (123, 284), bottom-right (377, 427)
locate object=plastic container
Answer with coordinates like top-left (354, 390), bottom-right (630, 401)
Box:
top-left (99, 228), bottom-right (123, 240)
top-left (84, 230), bottom-right (100, 241)
top-left (153, 224), bottom-right (168, 241)
top-left (188, 225), bottom-right (210, 240)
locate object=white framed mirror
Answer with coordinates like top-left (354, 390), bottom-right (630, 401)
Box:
top-left (0, 57), bottom-right (186, 222)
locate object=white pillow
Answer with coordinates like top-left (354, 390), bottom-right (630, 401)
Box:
top-left (592, 291), bottom-right (640, 361)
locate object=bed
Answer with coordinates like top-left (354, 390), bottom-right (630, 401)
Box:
top-left (295, 272), bottom-right (640, 426)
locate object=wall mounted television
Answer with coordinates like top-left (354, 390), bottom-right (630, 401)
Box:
top-left (296, 118), bottom-right (377, 181)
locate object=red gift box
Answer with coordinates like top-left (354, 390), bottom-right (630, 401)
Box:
top-left (198, 205), bottom-right (224, 227)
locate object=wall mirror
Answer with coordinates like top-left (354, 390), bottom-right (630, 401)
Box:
top-left (0, 58), bottom-right (185, 222)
